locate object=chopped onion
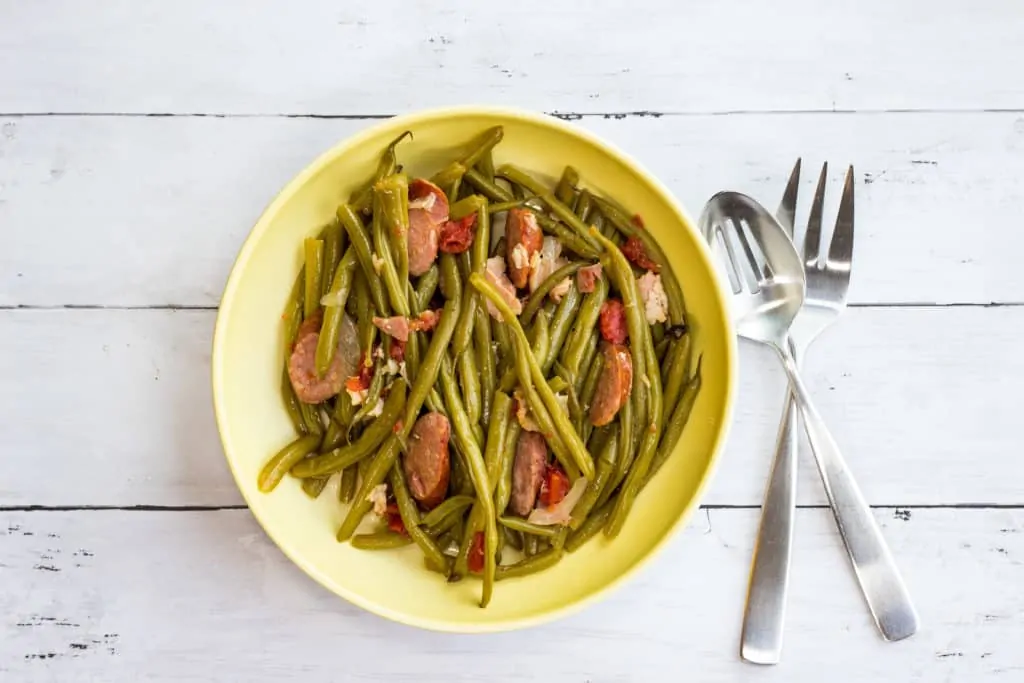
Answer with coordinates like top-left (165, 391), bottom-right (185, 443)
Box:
top-left (320, 290), bottom-right (346, 307)
top-left (442, 539), bottom-right (460, 558)
top-left (527, 477), bottom-right (589, 526)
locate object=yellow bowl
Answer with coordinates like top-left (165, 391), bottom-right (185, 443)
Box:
top-left (212, 105), bottom-right (736, 632)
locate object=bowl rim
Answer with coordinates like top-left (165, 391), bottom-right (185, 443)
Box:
top-left (211, 104), bottom-right (737, 633)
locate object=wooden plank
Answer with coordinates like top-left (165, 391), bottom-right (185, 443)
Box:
top-left (1, 508), bottom-right (1020, 681)
top-left (2, 1), bottom-right (1023, 114)
top-left (3, 113), bottom-right (1023, 307)
top-left (2, 306), bottom-right (1020, 507)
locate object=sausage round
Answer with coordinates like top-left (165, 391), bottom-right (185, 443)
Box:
top-left (505, 208), bottom-right (543, 289)
top-left (287, 311), bottom-right (357, 404)
top-left (408, 179), bottom-right (449, 277)
top-left (509, 431), bottom-right (548, 516)
top-left (403, 412), bottom-right (451, 509)
top-left (589, 342), bottom-right (633, 427)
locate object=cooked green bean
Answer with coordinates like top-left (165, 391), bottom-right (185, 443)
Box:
top-left (320, 221), bottom-right (346, 298)
top-left (487, 200), bottom-right (525, 214)
top-left (654, 337), bottom-right (670, 363)
top-left (460, 126), bottom-right (504, 169)
top-left (648, 358), bottom-right (702, 484)
top-left (565, 501), bottom-right (613, 552)
top-left (519, 262), bottom-right (584, 327)
top-left (499, 307), bottom-right (550, 392)
top-left (524, 534), bottom-right (539, 557)
top-left (431, 161), bottom-right (466, 199)
top-left (484, 392), bottom-right (513, 484)
top-left (421, 495), bottom-right (475, 529)
top-left (315, 246), bottom-right (358, 376)
top-left (457, 348), bottom-right (482, 426)
top-left (291, 378), bottom-right (407, 478)
top-left (498, 516), bottom-right (558, 538)
top-left (574, 329), bottom-right (600, 397)
top-left (352, 530), bottom-right (413, 550)
top-left (495, 418), bottom-right (521, 515)
top-left (339, 465), bottom-right (358, 503)
top-left (349, 357), bottom-right (386, 429)
top-left (375, 173), bottom-right (410, 299)
top-left (413, 264), bottom-right (440, 316)
top-left (497, 165), bottom-right (599, 250)
top-left (593, 195), bottom-right (685, 326)
top-left (475, 145), bottom-right (496, 182)
top-left (390, 465), bottom-right (448, 572)
top-left (452, 252), bottom-right (477, 357)
top-left (298, 401), bottom-right (323, 436)
top-left (555, 166), bottom-right (580, 206)
top-left (661, 334), bottom-right (692, 425)
top-left (303, 238), bottom-right (324, 319)
top-left (604, 384), bottom-right (636, 500)
top-left (541, 282), bottom-right (582, 375)
top-left (470, 273), bottom-right (595, 479)
top-left (372, 187), bottom-right (411, 317)
top-left (570, 426), bottom-right (619, 529)
top-left (474, 302), bottom-right (496, 425)
top-left (258, 434), bottom-right (322, 492)
top-left (337, 203), bottom-right (389, 314)
top-left (560, 273), bottom-right (607, 378)
top-left (280, 369), bottom-right (307, 436)
top-left (301, 475), bottom-right (330, 499)
top-left (464, 166), bottom-right (514, 203)
top-left (575, 189), bottom-right (594, 222)
top-left (349, 130), bottom-right (412, 213)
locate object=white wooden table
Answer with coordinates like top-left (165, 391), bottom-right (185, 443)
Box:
top-left (3, 2), bottom-right (1023, 680)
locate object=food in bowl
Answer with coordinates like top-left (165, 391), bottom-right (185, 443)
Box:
top-left (257, 126), bottom-right (702, 608)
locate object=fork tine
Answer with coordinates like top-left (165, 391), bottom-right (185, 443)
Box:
top-left (804, 161), bottom-right (828, 266)
top-left (776, 158), bottom-right (801, 238)
top-left (827, 164), bottom-right (855, 268)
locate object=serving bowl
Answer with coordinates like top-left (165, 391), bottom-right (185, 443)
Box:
top-left (211, 105), bottom-right (736, 632)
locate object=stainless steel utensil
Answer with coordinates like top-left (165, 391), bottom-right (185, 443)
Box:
top-left (698, 189), bottom-right (919, 654)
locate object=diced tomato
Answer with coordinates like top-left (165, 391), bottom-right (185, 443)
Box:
top-left (392, 419), bottom-right (403, 434)
top-left (599, 299), bottom-right (628, 344)
top-left (467, 531), bottom-right (485, 574)
top-left (390, 339), bottom-right (406, 362)
top-left (439, 213), bottom-right (477, 254)
top-left (385, 502), bottom-right (407, 535)
top-left (621, 236), bottom-right (660, 272)
top-left (344, 354), bottom-right (373, 393)
top-left (539, 465), bottom-right (570, 508)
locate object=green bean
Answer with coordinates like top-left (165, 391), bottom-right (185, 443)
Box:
top-left (492, 315), bottom-right (513, 378)
top-left (337, 203), bottom-right (389, 314)
top-left (475, 145), bottom-right (496, 182)
top-left (349, 130), bottom-right (412, 213)
top-left (484, 392), bottom-right (513, 483)
top-left (315, 246), bottom-right (358, 376)
top-left (603, 362), bottom-right (635, 503)
top-left (541, 282), bottom-right (582, 375)
top-left (593, 195), bottom-right (686, 326)
top-left (457, 349), bottom-right (482, 426)
top-left (652, 321), bottom-right (666, 345)
top-left (547, 375), bottom-right (570, 395)
top-left (298, 401), bottom-right (323, 436)
top-left (303, 238), bottom-right (324, 319)
top-left (648, 358), bottom-right (702, 484)
top-left (487, 200), bottom-right (526, 214)
top-left (524, 534), bottom-right (539, 557)
top-left (426, 508), bottom-right (467, 538)
top-left (280, 369), bottom-right (307, 436)
top-left (555, 166), bottom-right (580, 206)
top-left (560, 272), bottom-right (608, 378)
top-left (497, 165), bottom-right (599, 250)
top-left (439, 253), bottom-right (462, 301)
top-left (372, 188), bottom-right (410, 317)
top-left (565, 501), bottom-right (612, 552)
top-left (654, 337), bottom-right (670, 364)
top-left (474, 302), bottom-right (496, 426)
top-left (519, 261), bottom-right (585, 325)
top-left (389, 466), bottom-right (448, 572)
top-left (579, 339), bottom-right (605, 411)
top-left (351, 531), bottom-right (413, 550)
top-left (464, 166), bottom-right (514, 203)
top-left (495, 418), bottom-right (521, 515)
top-left (471, 273), bottom-right (596, 480)
top-left (375, 173), bottom-right (410, 299)
top-left (575, 189), bottom-right (594, 223)
top-left (413, 264), bottom-right (440, 316)
top-left (301, 475), bottom-right (330, 499)
top-left (449, 446), bottom-right (473, 497)
top-left (599, 233), bottom-right (663, 537)
top-left (498, 516), bottom-right (558, 538)
top-left (351, 272), bottom-right (376, 358)
top-left (320, 221), bottom-right (346, 298)
top-left (574, 329), bottom-right (600, 396)
top-left (570, 426), bottom-right (619, 529)
top-left (283, 268), bottom-right (305, 358)
top-left (292, 379), bottom-right (407, 478)
top-left (431, 161), bottom-right (467, 199)
top-left (421, 495), bottom-right (475, 529)
top-left (258, 434), bottom-right (322, 493)
top-left (452, 252), bottom-right (477, 356)
top-left (460, 126), bottom-right (504, 170)
top-left (661, 334), bottom-right (691, 425)
top-left (534, 213), bottom-right (602, 259)
top-left (339, 465), bottom-right (358, 503)
top-left (337, 289), bottom-right (462, 542)
top-left (499, 308), bottom-right (550, 392)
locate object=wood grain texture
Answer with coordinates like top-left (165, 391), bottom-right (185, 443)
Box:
top-left (1, 509), bottom-right (1021, 681)
top-left (2, 0), bottom-right (1023, 114)
top-left (2, 306), bottom-right (1020, 507)
top-left (3, 113), bottom-right (1024, 307)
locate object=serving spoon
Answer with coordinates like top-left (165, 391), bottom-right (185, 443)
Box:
top-left (698, 191), bottom-right (919, 645)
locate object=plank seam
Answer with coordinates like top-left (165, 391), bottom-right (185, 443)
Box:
top-left (1, 503), bottom-right (1021, 512)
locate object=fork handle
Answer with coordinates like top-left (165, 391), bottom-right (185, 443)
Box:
top-left (740, 390), bottom-right (798, 664)
top-left (778, 348), bottom-right (920, 642)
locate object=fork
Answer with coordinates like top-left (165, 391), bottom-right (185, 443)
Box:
top-left (739, 162), bottom-right (918, 664)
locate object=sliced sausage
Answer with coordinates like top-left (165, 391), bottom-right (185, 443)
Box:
top-left (408, 179), bottom-right (449, 276)
top-left (589, 343), bottom-right (633, 427)
top-left (403, 412), bottom-right (451, 509)
top-left (287, 311), bottom-right (357, 404)
top-left (510, 431), bottom-right (548, 516)
top-left (505, 208), bottom-right (543, 289)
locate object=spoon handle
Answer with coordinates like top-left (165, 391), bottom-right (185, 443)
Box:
top-left (740, 389), bottom-right (798, 664)
top-left (778, 348), bottom-right (920, 642)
